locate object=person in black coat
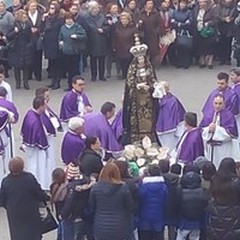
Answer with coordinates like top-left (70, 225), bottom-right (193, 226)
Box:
top-left (89, 162), bottom-right (134, 240)
top-left (171, 0), bottom-right (193, 69)
top-left (7, 9), bottom-right (34, 90)
top-left (79, 136), bottom-right (103, 178)
top-left (176, 171), bottom-right (208, 240)
top-left (84, 1), bottom-right (109, 82)
top-left (208, 158), bottom-right (240, 240)
top-left (42, 2), bottom-right (64, 90)
top-left (26, 0), bottom-right (44, 82)
top-left (0, 157), bottom-right (50, 240)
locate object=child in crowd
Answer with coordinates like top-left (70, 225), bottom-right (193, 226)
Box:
top-left (176, 172), bottom-right (208, 240)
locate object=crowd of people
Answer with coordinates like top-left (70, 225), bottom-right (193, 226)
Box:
top-left (1, 0), bottom-right (240, 239)
top-left (1, 0), bottom-right (240, 90)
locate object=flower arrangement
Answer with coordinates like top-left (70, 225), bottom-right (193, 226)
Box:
top-left (121, 136), bottom-right (169, 169)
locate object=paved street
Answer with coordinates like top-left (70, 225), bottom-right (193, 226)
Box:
top-left (0, 63), bottom-right (234, 239)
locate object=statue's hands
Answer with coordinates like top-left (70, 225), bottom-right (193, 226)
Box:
top-left (137, 82), bottom-right (150, 91)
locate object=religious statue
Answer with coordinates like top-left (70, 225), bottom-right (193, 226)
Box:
top-left (122, 34), bottom-right (158, 145)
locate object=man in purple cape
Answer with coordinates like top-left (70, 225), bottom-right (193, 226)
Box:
top-left (83, 102), bottom-right (123, 152)
top-left (60, 76), bottom-right (92, 122)
top-left (0, 87), bottom-right (19, 183)
top-left (35, 87), bottom-right (62, 185)
top-left (21, 96), bottom-right (50, 190)
top-left (230, 68), bottom-right (240, 142)
top-left (202, 72), bottom-right (239, 116)
top-left (61, 117), bottom-right (85, 165)
top-left (174, 112), bottom-right (204, 165)
top-left (0, 110), bottom-right (12, 184)
top-left (155, 81), bottom-right (186, 151)
top-left (200, 95), bottom-right (240, 169)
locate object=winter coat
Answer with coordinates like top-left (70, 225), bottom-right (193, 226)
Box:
top-left (162, 172), bottom-right (179, 226)
top-left (84, 13), bottom-right (109, 57)
top-left (138, 176), bottom-right (168, 232)
top-left (43, 16), bottom-right (64, 59)
top-left (0, 10), bottom-right (14, 36)
top-left (7, 21), bottom-right (34, 68)
top-left (171, 8), bottom-right (193, 33)
top-left (59, 22), bottom-right (87, 55)
top-left (216, 2), bottom-right (237, 37)
top-left (89, 181), bottom-right (134, 240)
top-left (61, 177), bottom-right (91, 220)
top-left (0, 172), bottom-right (50, 240)
top-left (176, 172), bottom-right (208, 229)
top-left (112, 22), bottom-right (137, 59)
top-left (193, 2), bottom-right (218, 35)
top-left (207, 176), bottom-right (240, 240)
top-left (139, 9), bottom-right (161, 59)
top-left (26, 10), bottom-right (44, 50)
top-left (80, 148), bottom-right (103, 177)
top-left (207, 202), bottom-right (240, 240)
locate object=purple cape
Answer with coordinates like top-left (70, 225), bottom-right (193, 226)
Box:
top-left (202, 87), bottom-right (239, 116)
top-left (0, 98), bottom-right (19, 122)
top-left (232, 83), bottom-right (240, 113)
top-left (176, 128), bottom-right (204, 164)
top-left (111, 108), bottom-right (123, 141)
top-left (83, 112), bottom-right (123, 151)
top-left (61, 131), bottom-right (85, 164)
top-left (41, 107), bottom-right (62, 135)
top-left (0, 111), bottom-right (10, 155)
top-left (156, 93), bottom-right (186, 132)
top-left (60, 90), bottom-right (91, 121)
top-left (200, 108), bottom-right (238, 137)
top-left (21, 109), bottom-right (49, 150)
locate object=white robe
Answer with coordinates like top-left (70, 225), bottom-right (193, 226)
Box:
top-left (157, 121), bottom-right (185, 151)
top-left (235, 114), bottom-right (240, 143)
top-left (24, 146), bottom-right (50, 190)
top-left (202, 125), bottom-right (240, 169)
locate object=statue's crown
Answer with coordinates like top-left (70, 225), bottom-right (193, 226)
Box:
top-left (130, 33), bottom-right (148, 58)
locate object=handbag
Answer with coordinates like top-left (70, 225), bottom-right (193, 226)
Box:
top-left (200, 26), bottom-right (215, 38)
top-left (72, 38), bottom-right (87, 55)
top-left (40, 202), bottom-right (58, 234)
top-left (176, 30), bottom-right (193, 50)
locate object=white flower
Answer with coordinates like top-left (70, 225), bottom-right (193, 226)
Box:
top-left (142, 136), bottom-right (152, 150)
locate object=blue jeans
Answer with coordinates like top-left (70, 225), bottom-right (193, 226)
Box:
top-left (61, 219), bottom-right (85, 240)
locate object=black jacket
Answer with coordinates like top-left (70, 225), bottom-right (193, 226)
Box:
top-left (0, 172), bottom-right (49, 240)
top-left (89, 181), bottom-right (134, 240)
top-left (61, 177), bottom-right (91, 220)
top-left (7, 21), bottom-right (34, 68)
top-left (43, 16), bottom-right (64, 59)
top-left (177, 172), bottom-right (208, 220)
top-left (80, 148), bottom-right (103, 177)
top-left (162, 172), bottom-right (179, 222)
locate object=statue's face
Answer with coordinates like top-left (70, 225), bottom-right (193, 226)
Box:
top-left (137, 56), bottom-right (145, 65)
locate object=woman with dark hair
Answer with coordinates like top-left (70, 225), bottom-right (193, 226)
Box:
top-left (79, 136), bottom-right (103, 177)
top-left (124, 0), bottom-right (141, 24)
top-left (59, 12), bottom-right (87, 90)
top-left (208, 157), bottom-right (240, 240)
top-left (89, 162), bottom-right (134, 240)
top-left (139, 0), bottom-right (161, 66)
top-left (0, 157), bottom-right (50, 240)
top-left (42, 2), bottom-right (64, 90)
top-left (171, 0), bottom-right (193, 69)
